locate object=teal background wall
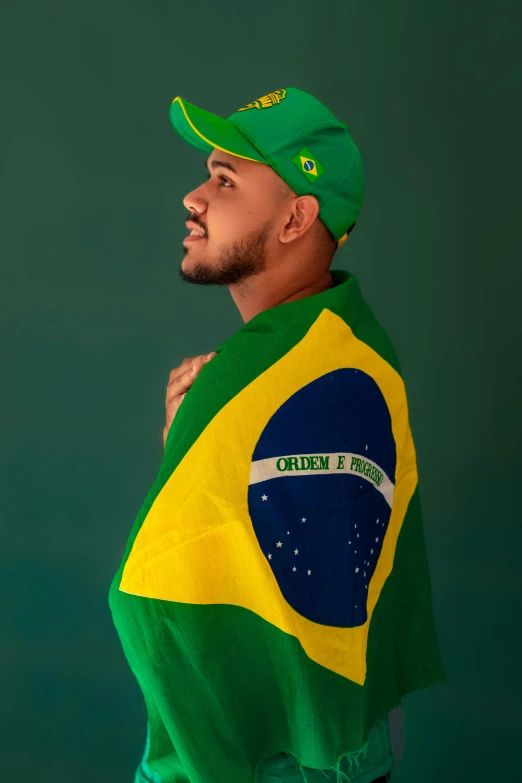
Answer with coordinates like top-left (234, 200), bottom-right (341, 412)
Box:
top-left (1, 1), bottom-right (521, 781)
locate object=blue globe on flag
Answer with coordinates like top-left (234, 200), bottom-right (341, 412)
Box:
top-left (248, 368), bottom-right (396, 629)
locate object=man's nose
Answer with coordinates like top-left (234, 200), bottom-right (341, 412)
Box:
top-left (183, 185), bottom-right (206, 213)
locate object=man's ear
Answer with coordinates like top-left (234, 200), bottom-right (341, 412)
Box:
top-left (280, 195), bottom-right (320, 244)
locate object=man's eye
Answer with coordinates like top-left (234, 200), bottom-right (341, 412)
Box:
top-left (206, 173), bottom-right (233, 188)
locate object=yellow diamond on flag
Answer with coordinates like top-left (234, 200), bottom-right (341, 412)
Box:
top-left (300, 156), bottom-right (318, 175)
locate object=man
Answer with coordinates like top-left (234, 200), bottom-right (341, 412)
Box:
top-left (163, 144), bottom-right (354, 449)
top-left (108, 88), bottom-right (446, 783)
top-left (179, 145), bottom-right (343, 324)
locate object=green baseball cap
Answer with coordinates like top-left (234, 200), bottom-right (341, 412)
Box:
top-left (169, 87), bottom-right (365, 249)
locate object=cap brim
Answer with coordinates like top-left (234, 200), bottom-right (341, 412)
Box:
top-left (170, 97), bottom-right (267, 164)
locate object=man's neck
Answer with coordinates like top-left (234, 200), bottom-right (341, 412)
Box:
top-left (235, 271), bottom-right (334, 324)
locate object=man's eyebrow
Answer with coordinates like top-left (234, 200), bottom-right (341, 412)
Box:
top-left (204, 158), bottom-right (239, 174)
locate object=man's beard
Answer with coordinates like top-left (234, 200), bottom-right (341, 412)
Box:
top-left (179, 218), bottom-right (275, 287)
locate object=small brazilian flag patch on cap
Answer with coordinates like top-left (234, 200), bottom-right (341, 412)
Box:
top-left (291, 147), bottom-right (325, 183)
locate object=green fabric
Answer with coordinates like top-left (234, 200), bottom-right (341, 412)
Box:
top-left (109, 268), bottom-right (447, 783)
top-left (169, 86), bottom-right (365, 243)
top-left (134, 712), bottom-right (396, 783)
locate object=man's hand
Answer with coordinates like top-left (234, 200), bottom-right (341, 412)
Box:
top-left (163, 352), bottom-right (217, 449)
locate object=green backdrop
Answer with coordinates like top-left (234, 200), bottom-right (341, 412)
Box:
top-left (1, 1), bottom-right (520, 781)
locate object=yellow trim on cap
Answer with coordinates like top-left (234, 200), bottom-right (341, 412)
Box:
top-left (337, 232), bottom-right (348, 248)
top-left (171, 97), bottom-right (266, 165)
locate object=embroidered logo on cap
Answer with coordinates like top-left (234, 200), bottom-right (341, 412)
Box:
top-left (237, 89), bottom-right (286, 112)
top-left (291, 147), bottom-right (326, 182)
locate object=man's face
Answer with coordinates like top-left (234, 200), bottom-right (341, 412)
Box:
top-left (179, 148), bottom-right (286, 287)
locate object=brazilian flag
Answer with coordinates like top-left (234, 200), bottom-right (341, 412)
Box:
top-left (108, 269), bottom-right (447, 783)
top-left (291, 147), bottom-right (326, 183)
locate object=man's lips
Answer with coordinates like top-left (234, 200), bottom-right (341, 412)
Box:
top-left (184, 233), bottom-right (208, 243)
top-left (185, 221), bottom-right (207, 237)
